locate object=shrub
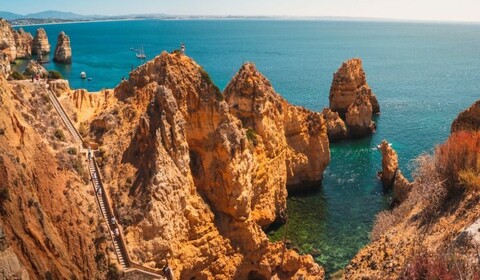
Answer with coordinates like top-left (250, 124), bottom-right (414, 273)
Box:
top-left (401, 255), bottom-right (455, 280)
top-left (0, 128), bottom-right (4, 135)
top-left (54, 129), bottom-right (66, 141)
top-left (246, 128), bottom-right (258, 146)
top-left (66, 147), bottom-right (77, 155)
top-left (435, 131), bottom-right (480, 192)
top-left (10, 71), bottom-right (25, 80)
top-left (106, 264), bottom-right (120, 280)
top-left (48, 70), bottom-right (63, 80)
top-left (0, 187), bottom-right (9, 210)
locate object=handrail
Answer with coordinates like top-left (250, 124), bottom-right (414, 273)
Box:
top-left (48, 86), bottom-right (169, 279)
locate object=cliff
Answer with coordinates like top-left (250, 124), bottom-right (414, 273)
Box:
top-left (51, 52), bottom-right (329, 279)
top-left (0, 77), bottom-right (113, 279)
top-left (451, 100), bottom-right (480, 133)
top-left (32, 28), bottom-right (50, 55)
top-left (0, 19), bottom-right (17, 61)
top-left (53, 31), bottom-right (72, 64)
top-left (345, 102), bottom-right (480, 279)
top-left (14, 28), bottom-right (33, 59)
top-left (328, 58), bottom-right (379, 139)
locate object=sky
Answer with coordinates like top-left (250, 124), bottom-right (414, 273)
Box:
top-left (2, 0), bottom-right (480, 22)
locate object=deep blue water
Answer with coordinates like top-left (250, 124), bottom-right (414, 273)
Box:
top-left (15, 19), bottom-right (480, 275)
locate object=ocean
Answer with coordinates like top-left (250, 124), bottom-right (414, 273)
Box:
top-left (15, 19), bottom-right (480, 275)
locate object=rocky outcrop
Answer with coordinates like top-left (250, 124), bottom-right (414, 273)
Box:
top-left (72, 52), bottom-right (329, 279)
top-left (32, 28), bottom-right (50, 55)
top-left (53, 32), bottom-right (71, 64)
top-left (13, 28), bottom-right (33, 59)
top-left (345, 88), bottom-right (375, 138)
top-left (329, 58), bottom-right (379, 116)
top-left (451, 100), bottom-right (480, 133)
top-left (0, 53), bottom-right (10, 76)
top-left (378, 140), bottom-right (412, 205)
top-left (23, 60), bottom-right (48, 78)
top-left (328, 58), bottom-right (379, 139)
top-left (321, 108), bottom-right (348, 141)
top-left (224, 63), bottom-right (330, 193)
top-left (0, 19), bottom-right (17, 61)
top-left (0, 76), bottom-right (110, 279)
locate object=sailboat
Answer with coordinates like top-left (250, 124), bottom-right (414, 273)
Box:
top-left (136, 45), bottom-right (146, 59)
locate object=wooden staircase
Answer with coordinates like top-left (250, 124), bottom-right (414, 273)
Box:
top-left (48, 88), bottom-right (168, 279)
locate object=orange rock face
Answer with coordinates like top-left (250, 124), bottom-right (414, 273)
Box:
top-left (0, 77), bottom-right (111, 279)
top-left (321, 108), bottom-right (348, 141)
top-left (451, 99), bottom-right (480, 133)
top-left (14, 28), bottom-right (33, 59)
top-left (328, 58), bottom-right (379, 139)
top-left (71, 52), bottom-right (329, 279)
top-left (378, 140), bottom-right (412, 205)
top-left (0, 19), bottom-right (17, 61)
top-left (32, 28), bottom-right (50, 55)
top-left (53, 31), bottom-right (72, 64)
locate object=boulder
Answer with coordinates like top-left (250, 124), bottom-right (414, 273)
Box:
top-left (23, 60), bottom-right (48, 78)
top-left (53, 31), bottom-right (72, 64)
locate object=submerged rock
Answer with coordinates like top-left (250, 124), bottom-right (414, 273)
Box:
top-left (32, 28), bottom-right (50, 55)
top-left (53, 31), bottom-right (72, 64)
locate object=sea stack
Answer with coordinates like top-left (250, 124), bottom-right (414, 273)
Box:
top-left (378, 140), bottom-right (412, 205)
top-left (14, 28), bottom-right (33, 59)
top-left (32, 28), bottom-right (50, 55)
top-left (327, 58), bottom-right (380, 139)
top-left (53, 31), bottom-right (72, 64)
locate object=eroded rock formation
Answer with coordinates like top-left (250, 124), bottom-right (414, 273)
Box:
top-left (321, 108), bottom-right (348, 141)
top-left (451, 100), bottom-right (480, 133)
top-left (0, 76), bottom-right (111, 279)
top-left (328, 58), bottom-right (379, 139)
top-left (23, 60), bottom-right (48, 78)
top-left (13, 28), bottom-right (33, 59)
top-left (64, 52), bottom-right (329, 279)
top-left (32, 28), bottom-right (50, 55)
top-left (378, 140), bottom-right (412, 205)
top-left (0, 19), bottom-right (17, 61)
top-left (53, 31), bottom-right (72, 64)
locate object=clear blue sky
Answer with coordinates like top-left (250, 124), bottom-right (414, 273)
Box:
top-left (3, 0), bottom-right (480, 22)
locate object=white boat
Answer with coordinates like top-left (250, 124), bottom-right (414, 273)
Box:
top-left (136, 45), bottom-right (146, 59)
top-left (80, 72), bottom-right (87, 79)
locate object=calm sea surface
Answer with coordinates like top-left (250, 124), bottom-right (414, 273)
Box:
top-left (16, 19), bottom-right (480, 275)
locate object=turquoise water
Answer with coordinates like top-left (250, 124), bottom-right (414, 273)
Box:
top-left (16, 20), bottom-right (480, 274)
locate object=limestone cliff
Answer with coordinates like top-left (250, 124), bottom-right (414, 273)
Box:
top-left (224, 63), bottom-right (330, 194)
top-left (451, 99), bottom-right (480, 133)
top-left (378, 140), bottom-right (412, 205)
top-left (0, 77), bottom-right (112, 279)
top-left (328, 58), bottom-right (379, 139)
top-left (62, 52), bottom-right (328, 279)
top-left (23, 60), bottom-right (48, 78)
top-left (53, 32), bottom-right (72, 64)
top-left (345, 108), bottom-right (480, 279)
top-left (0, 19), bottom-right (16, 61)
top-left (14, 28), bottom-right (33, 59)
top-left (32, 28), bottom-right (50, 55)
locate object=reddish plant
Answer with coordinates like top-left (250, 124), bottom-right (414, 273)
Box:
top-left (435, 131), bottom-right (480, 191)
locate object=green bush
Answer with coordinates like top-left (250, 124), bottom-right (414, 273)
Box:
top-left (0, 188), bottom-right (9, 206)
top-left (10, 71), bottom-right (25, 80)
top-left (66, 147), bottom-right (77, 155)
top-left (246, 128), bottom-right (258, 146)
top-left (0, 128), bottom-right (5, 135)
top-left (48, 70), bottom-right (63, 80)
top-left (106, 264), bottom-right (120, 280)
top-left (54, 129), bottom-right (66, 141)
